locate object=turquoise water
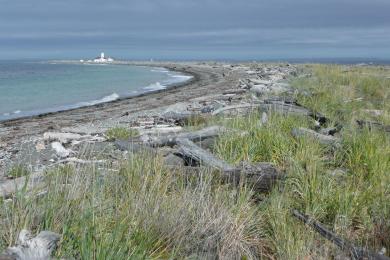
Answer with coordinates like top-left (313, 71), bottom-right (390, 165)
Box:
top-left (0, 61), bottom-right (191, 121)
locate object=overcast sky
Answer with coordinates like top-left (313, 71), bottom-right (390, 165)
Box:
top-left (1, 0), bottom-right (389, 60)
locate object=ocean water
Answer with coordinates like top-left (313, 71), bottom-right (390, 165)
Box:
top-left (0, 61), bottom-right (192, 121)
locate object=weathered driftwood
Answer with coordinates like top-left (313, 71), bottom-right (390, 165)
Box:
top-left (142, 126), bottom-right (227, 147)
top-left (1, 230), bottom-right (61, 260)
top-left (356, 120), bottom-right (390, 133)
top-left (175, 138), bottom-right (282, 192)
top-left (137, 126), bottom-right (183, 135)
top-left (211, 104), bottom-right (260, 116)
top-left (292, 127), bottom-right (340, 146)
top-left (51, 142), bottom-right (73, 158)
top-left (114, 141), bottom-right (157, 155)
top-left (292, 210), bottom-right (390, 260)
top-left (261, 101), bottom-right (328, 124)
top-left (43, 132), bottom-right (105, 144)
top-left (0, 172), bottom-right (45, 199)
top-left (176, 138), bottom-right (236, 171)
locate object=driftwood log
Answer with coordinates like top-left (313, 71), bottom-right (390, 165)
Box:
top-left (292, 127), bottom-right (340, 146)
top-left (141, 126), bottom-right (227, 147)
top-left (175, 138), bottom-right (283, 193)
top-left (292, 210), bottom-right (390, 260)
top-left (115, 125), bottom-right (283, 193)
top-left (356, 120), bottom-right (390, 133)
top-left (0, 230), bottom-right (61, 260)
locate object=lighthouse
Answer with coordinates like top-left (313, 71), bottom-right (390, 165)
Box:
top-left (93, 52), bottom-right (114, 63)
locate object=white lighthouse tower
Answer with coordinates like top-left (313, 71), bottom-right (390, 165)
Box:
top-left (93, 52), bottom-right (114, 63)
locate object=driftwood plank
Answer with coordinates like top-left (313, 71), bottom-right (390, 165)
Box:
top-left (292, 210), bottom-right (390, 260)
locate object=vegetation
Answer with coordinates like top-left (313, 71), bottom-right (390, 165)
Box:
top-left (1, 64), bottom-right (389, 259)
top-left (105, 126), bottom-right (139, 141)
top-left (6, 165), bottom-right (29, 179)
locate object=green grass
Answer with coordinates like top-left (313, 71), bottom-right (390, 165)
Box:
top-left (6, 165), bottom-right (29, 179)
top-left (0, 156), bottom-right (267, 259)
top-left (1, 64), bottom-right (389, 259)
top-left (105, 127), bottom-right (139, 141)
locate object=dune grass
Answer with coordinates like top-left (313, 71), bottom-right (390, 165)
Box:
top-left (0, 64), bottom-right (389, 259)
top-left (105, 127), bottom-right (139, 141)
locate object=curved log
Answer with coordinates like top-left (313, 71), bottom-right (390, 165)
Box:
top-left (292, 210), bottom-right (390, 260)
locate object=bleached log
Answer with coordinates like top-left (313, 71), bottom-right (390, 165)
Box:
top-left (143, 126), bottom-right (227, 147)
top-left (212, 104), bottom-right (259, 116)
top-left (138, 126), bottom-right (183, 135)
top-left (292, 128), bottom-right (340, 146)
top-left (43, 132), bottom-right (83, 143)
top-left (56, 157), bottom-right (106, 165)
top-left (43, 132), bottom-right (105, 145)
top-left (51, 142), bottom-right (72, 158)
top-left (176, 138), bottom-right (235, 171)
top-left (1, 230), bottom-right (61, 260)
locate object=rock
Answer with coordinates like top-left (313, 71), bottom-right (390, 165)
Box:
top-left (35, 141), bottom-right (45, 152)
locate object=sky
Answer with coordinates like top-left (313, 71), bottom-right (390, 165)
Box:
top-left (1, 0), bottom-right (390, 61)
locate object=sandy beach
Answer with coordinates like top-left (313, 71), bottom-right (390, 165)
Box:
top-left (0, 61), bottom-right (250, 175)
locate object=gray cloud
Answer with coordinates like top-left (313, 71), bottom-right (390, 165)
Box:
top-left (0, 0), bottom-right (389, 60)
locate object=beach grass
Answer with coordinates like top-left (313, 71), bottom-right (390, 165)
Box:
top-left (0, 64), bottom-right (389, 259)
top-left (105, 127), bottom-right (139, 141)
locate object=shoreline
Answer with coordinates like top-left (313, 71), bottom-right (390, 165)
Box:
top-left (0, 62), bottom-right (233, 152)
top-left (0, 62), bottom-right (197, 124)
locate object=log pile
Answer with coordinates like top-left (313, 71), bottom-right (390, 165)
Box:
top-left (116, 127), bottom-right (284, 193)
